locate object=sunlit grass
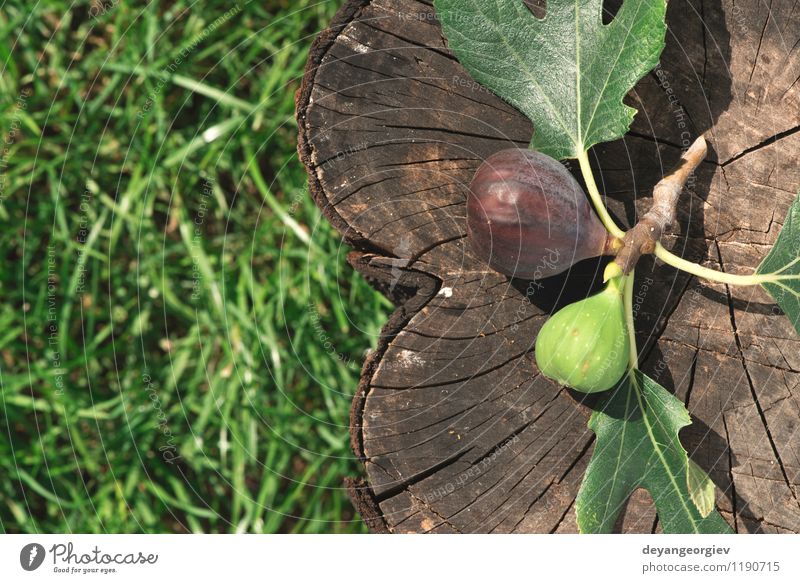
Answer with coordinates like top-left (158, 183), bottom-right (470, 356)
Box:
top-left (0, 0), bottom-right (390, 533)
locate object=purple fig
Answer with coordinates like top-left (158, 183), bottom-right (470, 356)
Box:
top-left (467, 148), bottom-right (614, 279)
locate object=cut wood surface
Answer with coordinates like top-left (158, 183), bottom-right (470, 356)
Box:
top-left (296, 0), bottom-right (800, 533)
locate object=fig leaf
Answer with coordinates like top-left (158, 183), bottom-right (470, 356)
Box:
top-left (576, 370), bottom-right (733, 533)
top-left (434, 0), bottom-right (667, 159)
top-left (757, 192), bottom-right (800, 336)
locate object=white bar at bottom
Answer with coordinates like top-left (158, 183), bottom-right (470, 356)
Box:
top-left (0, 534), bottom-right (796, 582)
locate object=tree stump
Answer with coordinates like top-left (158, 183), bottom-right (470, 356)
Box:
top-left (295, 0), bottom-right (800, 533)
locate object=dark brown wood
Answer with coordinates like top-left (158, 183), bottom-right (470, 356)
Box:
top-left (296, 0), bottom-right (800, 533)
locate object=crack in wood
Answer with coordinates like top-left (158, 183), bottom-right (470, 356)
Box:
top-left (549, 497), bottom-right (577, 533)
top-left (716, 241), bottom-right (800, 512)
top-left (722, 123), bottom-right (800, 167)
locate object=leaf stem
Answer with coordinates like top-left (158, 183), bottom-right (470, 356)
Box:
top-left (653, 243), bottom-right (799, 286)
top-left (578, 148), bottom-right (799, 288)
top-left (577, 149), bottom-right (626, 240)
top-left (628, 370), bottom-right (703, 533)
top-left (623, 271), bottom-right (639, 370)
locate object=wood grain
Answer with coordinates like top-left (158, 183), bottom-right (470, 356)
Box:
top-left (296, 0), bottom-right (800, 533)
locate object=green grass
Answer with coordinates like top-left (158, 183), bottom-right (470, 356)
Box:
top-left (0, 0), bottom-right (391, 533)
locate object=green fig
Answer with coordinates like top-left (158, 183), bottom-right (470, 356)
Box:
top-left (534, 274), bottom-right (630, 393)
